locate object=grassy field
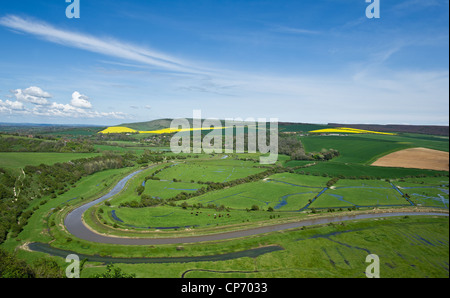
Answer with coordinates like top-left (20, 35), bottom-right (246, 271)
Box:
top-left (17, 215), bottom-right (450, 278)
top-left (289, 161), bottom-right (448, 179)
top-left (153, 158), bottom-right (266, 183)
top-left (104, 205), bottom-right (291, 230)
top-left (1, 126), bottom-right (448, 279)
top-left (184, 172), bottom-right (328, 211)
top-left (300, 133), bottom-right (449, 165)
top-left (107, 164), bottom-right (203, 207)
top-left (0, 152), bottom-right (100, 169)
top-left (394, 177), bottom-right (449, 208)
top-left (102, 169), bottom-right (447, 232)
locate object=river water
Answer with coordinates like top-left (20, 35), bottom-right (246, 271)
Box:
top-left (64, 169), bottom-right (449, 245)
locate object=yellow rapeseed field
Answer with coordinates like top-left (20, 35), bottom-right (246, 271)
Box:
top-left (99, 126), bottom-right (228, 134)
top-left (309, 127), bottom-right (396, 135)
top-left (98, 126), bottom-right (138, 134)
top-left (139, 127), bottom-right (228, 134)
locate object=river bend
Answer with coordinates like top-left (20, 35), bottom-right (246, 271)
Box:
top-left (64, 169), bottom-right (449, 245)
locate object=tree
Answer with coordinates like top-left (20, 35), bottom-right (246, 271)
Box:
top-left (92, 264), bottom-right (135, 278)
top-left (0, 248), bottom-right (64, 278)
top-left (32, 258), bottom-right (65, 278)
top-left (0, 248), bottom-right (34, 278)
top-left (136, 185), bottom-right (145, 196)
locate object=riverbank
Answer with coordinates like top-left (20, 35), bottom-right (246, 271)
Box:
top-left (27, 215), bottom-right (449, 278)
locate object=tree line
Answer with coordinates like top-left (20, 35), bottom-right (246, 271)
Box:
top-left (278, 135), bottom-right (339, 161)
top-left (0, 152), bottom-right (136, 244)
top-left (0, 135), bottom-right (95, 153)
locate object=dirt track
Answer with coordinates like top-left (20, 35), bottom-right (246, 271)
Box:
top-left (372, 147), bottom-right (449, 171)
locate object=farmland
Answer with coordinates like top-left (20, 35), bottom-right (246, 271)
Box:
top-left (0, 121), bottom-right (448, 278)
top-left (372, 147), bottom-right (449, 171)
top-left (0, 152), bottom-right (100, 170)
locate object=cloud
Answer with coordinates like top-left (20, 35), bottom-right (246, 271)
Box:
top-left (32, 102), bottom-right (126, 119)
top-left (70, 91), bottom-right (92, 109)
top-left (0, 15), bottom-right (447, 125)
top-left (12, 86), bottom-right (52, 105)
top-left (1, 86), bottom-right (126, 120)
top-left (22, 86), bottom-right (52, 98)
top-left (0, 15), bottom-right (209, 75)
top-left (271, 25), bottom-right (321, 35)
top-left (0, 99), bottom-right (26, 114)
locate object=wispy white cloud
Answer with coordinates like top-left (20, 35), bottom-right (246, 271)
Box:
top-left (271, 25), bottom-right (321, 35)
top-left (31, 102), bottom-right (126, 119)
top-left (0, 14), bottom-right (447, 125)
top-left (392, 0), bottom-right (443, 12)
top-left (0, 15), bottom-right (209, 75)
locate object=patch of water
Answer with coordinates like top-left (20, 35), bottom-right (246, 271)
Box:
top-left (28, 243), bottom-right (284, 264)
top-left (274, 191), bottom-right (314, 210)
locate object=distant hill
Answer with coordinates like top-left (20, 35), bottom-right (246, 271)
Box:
top-left (118, 119), bottom-right (174, 131)
top-left (277, 122), bottom-right (332, 133)
top-left (117, 119), bottom-right (329, 131)
top-left (115, 120), bottom-right (449, 136)
top-left (328, 123), bottom-right (449, 136)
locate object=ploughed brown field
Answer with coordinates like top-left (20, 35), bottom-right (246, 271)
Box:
top-left (371, 147), bottom-right (449, 171)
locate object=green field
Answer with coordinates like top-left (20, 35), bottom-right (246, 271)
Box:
top-left (153, 158), bottom-right (266, 183)
top-left (105, 205), bottom-right (291, 230)
top-left (20, 216), bottom-right (450, 278)
top-left (1, 124), bottom-right (448, 279)
top-left (185, 172), bottom-right (328, 211)
top-left (300, 134), bottom-right (449, 165)
top-left (0, 152), bottom-right (100, 169)
top-left (289, 161), bottom-right (448, 179)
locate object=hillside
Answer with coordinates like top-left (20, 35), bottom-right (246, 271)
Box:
top-left (118, 119), bottom-right (174, 131)
top-left (115, 120), bottom-right (449, 136)
top-left (328, 123), bottom-right (449, 136)
top-left (116, 119), bottom-right (332, 133)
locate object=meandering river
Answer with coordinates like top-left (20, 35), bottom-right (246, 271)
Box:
top-left (64, 169), bottom-right (448, 245)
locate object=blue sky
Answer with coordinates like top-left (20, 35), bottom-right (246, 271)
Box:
top-left (0, 0), bottom-right (448, 125)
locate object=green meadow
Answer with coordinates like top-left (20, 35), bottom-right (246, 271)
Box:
top-left (153, 158), bottom-right (266, 183)
top-left (1, 123), bottom-right (448, 278)
top-left (183, 172), bottom-right (327, 211)
top-left (291, 161), bottom-right (448, 179)
top-left (103, 205), bottom-right (291, 230)
top-left (300, 133), bottom-right (449, 165)
top-left (0, 152), bottom-right (100, 169)
top-left (21, 216), bottom-right (450, 278)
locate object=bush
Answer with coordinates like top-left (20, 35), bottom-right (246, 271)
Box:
top-left (136, 185), bottom-right (145, 195)
top-left (250, 204), bottom-right (260, 211)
